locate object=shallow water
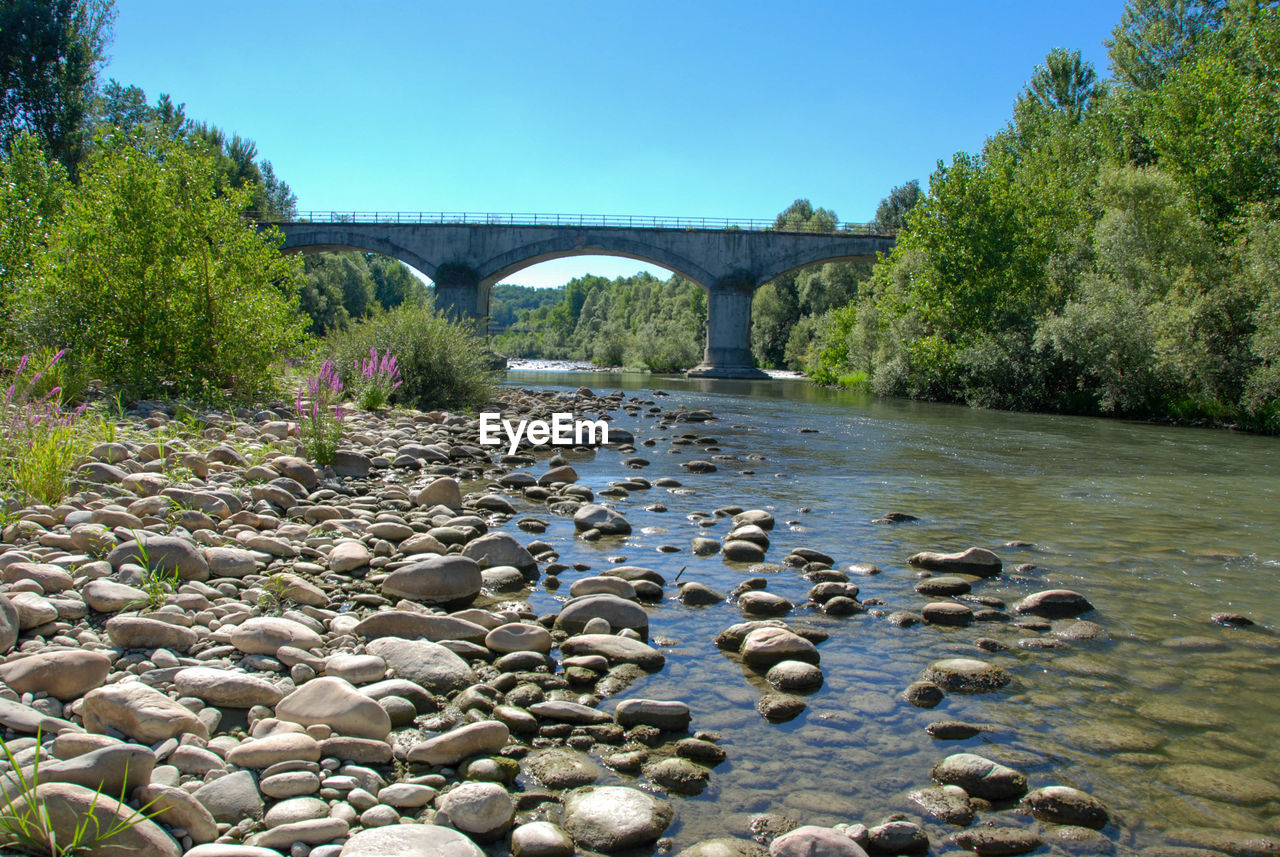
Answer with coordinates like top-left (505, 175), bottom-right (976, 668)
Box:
top-left (497, 368), bottom-right (1280, 851)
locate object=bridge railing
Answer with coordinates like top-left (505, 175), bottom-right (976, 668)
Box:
top-left (250, 210), bottom-right (896, 236)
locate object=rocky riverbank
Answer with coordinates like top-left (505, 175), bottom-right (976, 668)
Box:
top-left (0, 386), bottom-right (1274, 857)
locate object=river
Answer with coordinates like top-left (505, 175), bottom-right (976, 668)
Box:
top-left (502, 365), bottom-right (1280, 853)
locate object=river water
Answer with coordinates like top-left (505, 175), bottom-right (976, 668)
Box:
top-left (501, 366), bottom-right (1280, 853)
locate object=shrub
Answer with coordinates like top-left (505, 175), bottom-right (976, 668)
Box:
top-left (329, 304), bottom-right (494, 411)
top-left (19, 132), bottom-right (310, 399)
top-left (627, 323), bottom-right (701, 373)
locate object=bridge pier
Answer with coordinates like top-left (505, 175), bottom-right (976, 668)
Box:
top-left (432, 266), bottom-right (489, 333)
top-left (687, 285), bottom-right (767, 379)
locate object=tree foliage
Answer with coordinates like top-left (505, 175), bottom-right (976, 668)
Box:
top-left (803, 3), bottom-right (1280, 429)
top-left (0, 0), bottom-right (114, 174)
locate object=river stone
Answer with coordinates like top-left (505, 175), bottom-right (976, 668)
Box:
top-left (82, 578), bottom-right (148, 612)
top-left (408, 720), bottom-right (510, 765)
top-left (931, 753), bottom-right (1028, 801)
top-left (0, 697), bottom-right (81, 735)
top-left (436, 781), bottom-right (514, 840)
top-left (522, 748), bottom-right (602, 789)
top-left (204, 546), bottom-right (258, 578)
top-left (512, 821), bottom-right (575, 857)
top-left (722, 540), bottom-right (767, 563)
top-left (769, 825), bottom-right (869, 857)
top-left (353, 611), bottom-right (488, 644)
top-left (915, 575), bottom-right (972, 596)
top-left (766, 660), bottom-right (824, 691)
top-left (9, 591), bottom-right (57, 629)
top-left (174, 667), bottom-right (284, 708)
top-left (908, 784), bottom-right (975, 826)
top-left (275, 676), bottom-right (392, 739)
top-left (106, 615), bottom-right (199, 651)
top-left (677, 838), bottom-right (768, 857)
top-left (573, 504), bottom-right (632, 535)
top-left (0, 650), bottom-right (110, 699)
top-left (26, 743), bottom-right (154, 795)
top-left (1162, 829), bottom-right (1280, 857)
top-left (249, 817), bottom-right (350, 849)
top-left (922, 658), bottom-right (1010, 693)
top-left (486, 622), bottom-right (553, 654)
top-left (614, 699), bottom-right (691, 731)
top-left (1015, 589), bottom-right (1095, 618)
top-left (82, 681), bottom-right (209, 743)
top-left (741, 626), bottom-right (820, 668)
top-left (226, 732), bottom-right (322, 768)
top-left (341, 824), bottom-right (484, 857)
top-left (230, 616), bottom-right (323, 655)
top-left (569, 576), bottom-right (637, 599)
top-left (383, 555), bottom-right (483, 607)
top-left (330, 540), bottom-right (372, 573)
top-left (1161, 764), bottom-right (1280, 805)
top-left (903, 680), bottom-right (945, 708)
top-left (562, 785), bottom-right (673, 851)
top-left (6, 782), bottom-right (180, 857)
top-left (559, 634), bottom-right (666, 671)
top-left (192, 769), bottom-right (264, 822)
top-left (908, 547), bottom-right (1002, 577)
top-left (921, 601), bottom-right (974, 626)
top-left (556, 593), bottom-right (649, 639)
top-left (952, 827), bottom-right (1042, 856)
top-left (679, 581), bottom-right (725, 605)
top-left (264, 795), bottom-right (329, 827)
top-left (0, 596), bottom-right (17, 653)
top-left (324, 653), bottom-right (387, 684)
top-left (108, 535), bottom-right (210, 580)
top-left (463, 533), bottom-right (537, 572)
top-left (416, 477), bottom-right (464, 509)
top-left (137, 784), bottom-right (218, 844)
top-left (1022, 785), bottom-right (1110, 828)
top-left (366, 637), bottom-right (475, 693)
top-left (868, 821), bottom-right (928, 855)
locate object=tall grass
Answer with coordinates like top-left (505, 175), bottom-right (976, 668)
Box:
top-left (0, 351), bottom-right (89, 505)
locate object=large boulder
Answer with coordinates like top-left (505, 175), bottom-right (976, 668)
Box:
top-left (108, 535), bottom-right (209, 580)
top-left (230, 616), bottom-right (323, 655)
top-left (82, 682), bottom-right (209, 743)
top-left (462, 533), bottom-right (536, 573)
top-left (174, 667), bottom-right (284, 708)
top-left (555, 594), bottom-right (649, 640)
top-left (340, 824), bottom-right (483, 857)
top-left (907, 547), bottom-right (1001, 577)
top-left (0, 650), bottom-right (110, 700)
top-left (275, 676), bottom-right (391, 739)
top-left (365, 637), bottom-right (475, 694)
top-left (382, 555), bottom-right (483, 607)
top-left (5, 782), bottom-right (180, 857)
top-left (561, 786), bottom-right (673, 852)
top-left (407, 720), bottom-right (509, 766)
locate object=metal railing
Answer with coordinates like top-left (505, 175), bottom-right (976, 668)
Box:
top-left (249, 210), bottom-right (895, 236)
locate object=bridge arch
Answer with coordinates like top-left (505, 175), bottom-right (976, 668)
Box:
top-left (476, 235), bottom-right (715, 289)
top-left (278, 228), bottom-right (437, 282)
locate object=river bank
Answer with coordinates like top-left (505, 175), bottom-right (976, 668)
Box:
top-left (0, 381), bottom-right (1276, 857)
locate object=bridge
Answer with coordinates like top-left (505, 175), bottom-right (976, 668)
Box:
top-left (265, 212), bottom-right (896, 378)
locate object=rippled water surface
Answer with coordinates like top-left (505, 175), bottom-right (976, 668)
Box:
top-left (498, 368), bottom-right (1280, 851)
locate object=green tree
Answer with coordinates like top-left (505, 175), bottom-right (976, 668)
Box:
top-left (872, 180), bottom-right (922, 232)
top-left (20, 131), bottom-right (309, 397)
top-left (0, 0), bottom-right (114, 175)
top-left (1020, 48), bottom-right (1101, 122)
top-left (1107, 0), bottom-right (1225, 90)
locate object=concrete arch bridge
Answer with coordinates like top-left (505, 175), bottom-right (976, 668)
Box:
top-left (267, 212), bottom-right (895, 378)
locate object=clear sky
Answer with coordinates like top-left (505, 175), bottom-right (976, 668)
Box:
top-left (104, 1), bottom-right (1125, 286)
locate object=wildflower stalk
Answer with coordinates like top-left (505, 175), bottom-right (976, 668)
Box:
top-left (295, 361), bottom-right (345, 466)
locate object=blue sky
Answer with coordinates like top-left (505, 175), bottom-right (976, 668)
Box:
top-left (105, 1), bottom-right (1124, 286)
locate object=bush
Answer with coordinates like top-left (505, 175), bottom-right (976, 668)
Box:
top-left (627, 323), bottom-right (701, 372)
top-left (18, 132), bottom-right (310, 399)
top-left (329, 304), bottom-right (494, 410)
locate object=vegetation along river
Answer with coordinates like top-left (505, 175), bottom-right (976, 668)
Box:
top-left (504, 364), bottom-right (1280, 854)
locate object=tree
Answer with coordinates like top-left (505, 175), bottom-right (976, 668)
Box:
top-left (872, 180), bottom-right (922, 232)
top-left (20, 131), bottom-right (309, 397)
top-left (774, 198), bottom-right (838, 232)
top-left (1020, 48), bottom-right (1100, 122)
top-left (0, 0), bottom-right (115, 174)
top-left (1107, 0), bottom-right (1225, 90)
